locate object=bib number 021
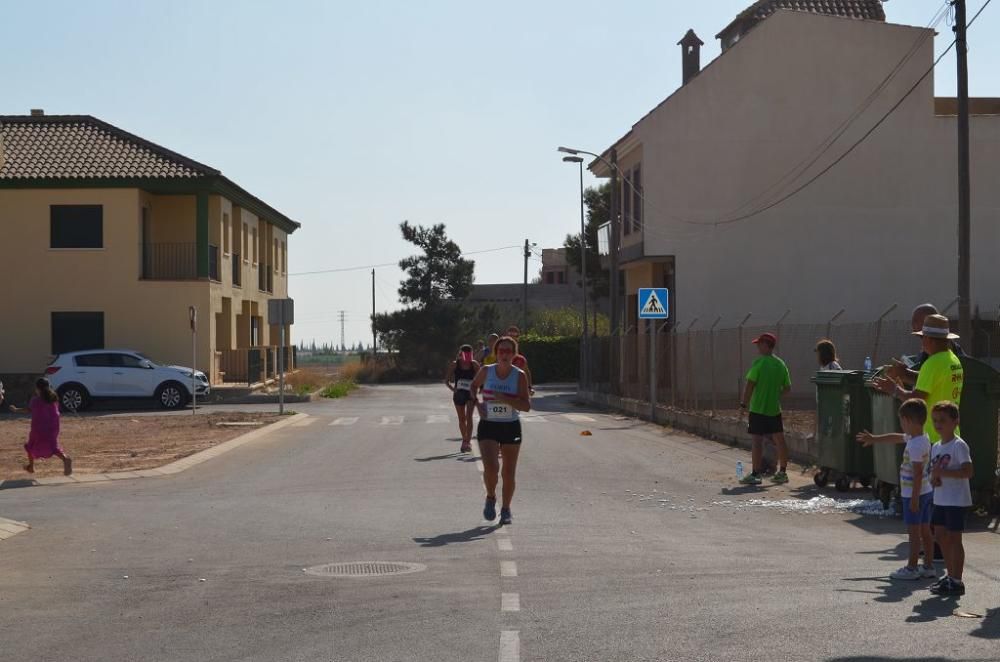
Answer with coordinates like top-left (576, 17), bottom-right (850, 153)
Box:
top-left (488, 402), bottom-right (515, 421)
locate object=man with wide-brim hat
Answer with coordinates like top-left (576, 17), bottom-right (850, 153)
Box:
top-left (888, 304), bottom-right (965, 387)
top-left (874, 314), bottom-right (964, 442)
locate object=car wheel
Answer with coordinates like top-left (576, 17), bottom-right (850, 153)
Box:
top-left (156, 381), bottom-right (188, 410)
top-left (58, 384), bottom-right (90, 412)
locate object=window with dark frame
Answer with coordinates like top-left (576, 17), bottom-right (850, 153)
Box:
top-left (51, 205), bottom-right (103, 248)
top-left (51, 312), bottom-right (105, 355)
top-left (622, 176), bottom-right (632, 235)
top-left (632, 165), bottom-right (642, 231)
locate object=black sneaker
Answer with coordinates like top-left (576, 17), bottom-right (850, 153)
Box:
top-left (483, 498), bottom-right (497, 521)
top-left (499, 507), bottom-right (512, 525)
top-left (939, 578), bottom-right (966, 596)
top-left (929, 577), bottom-right (949, 593)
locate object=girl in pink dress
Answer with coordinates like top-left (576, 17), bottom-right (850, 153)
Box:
top-left (9, 378), bottom-right (72, 475)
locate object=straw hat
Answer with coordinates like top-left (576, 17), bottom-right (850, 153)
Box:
top-left (911, 314), bottom-right (959, 340)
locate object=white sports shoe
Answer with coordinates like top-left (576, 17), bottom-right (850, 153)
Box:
top-left (890, 566), bottom-right (922, 580)
top-left (920, 565), bottom-right (938, 579)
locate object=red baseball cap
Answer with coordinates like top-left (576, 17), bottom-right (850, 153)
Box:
top-left (752, 333), bottom-right (777, 346)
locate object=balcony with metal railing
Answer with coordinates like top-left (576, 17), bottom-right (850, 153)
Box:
top-left (141, 243), bottom-right (221, 281)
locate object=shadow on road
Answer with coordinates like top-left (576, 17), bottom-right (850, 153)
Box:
top-left (413, 453), bottom-right (477, 463)
top-left (412, 525), bottom-right (498, 547)
top-left (827, 657), bottom-right (968, 661)
top-left (906, 594), bottom-right (964, 623)
top-left (854, 542), bottom-right (908, 563)
top-left (970, 607), bottom-right (1000, 639)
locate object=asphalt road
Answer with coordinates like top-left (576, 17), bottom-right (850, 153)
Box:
top-left (1, 384), bottom-right (997, 661)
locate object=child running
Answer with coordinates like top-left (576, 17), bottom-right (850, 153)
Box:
top-left (9, 378), bottom-right (72, 475)
top-left (856, 399), bottom-right (935, 581)
top-left (928, 401), bottom-right (973, 596)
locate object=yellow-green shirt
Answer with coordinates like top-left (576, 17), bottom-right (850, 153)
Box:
top-left (746, 354), bottom-right (791, 417)
top-left (914, 350), bottom-right (963, 442)
top-left (483, 354), bottom-right (497, 366)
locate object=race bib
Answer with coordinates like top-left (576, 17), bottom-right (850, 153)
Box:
top-left (456, 379), bottom-right (472, 391)
top-left (487, 401), bottom-right (516, 422)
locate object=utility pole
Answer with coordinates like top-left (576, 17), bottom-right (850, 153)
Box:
top-left (372, 268), bottom-right (377, 353)
top-left (954, 0), bottom-right (972, 342)
top-left (609, 148), bottom-right (620, 395)
top-left (523, 238), bottom-right (530, 330)
top-left (338, 310), bottom-right (346, 352)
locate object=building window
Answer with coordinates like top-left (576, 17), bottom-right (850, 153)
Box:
top-left (51, 205), bottom-right (103, 248)
top-left (51, 312), bottom-right (104, 354)
top-left (273, 238), bottom-right (279, 274)
top-left (622, 177), bottom-right (632, 235)
top-left (223, 213), bottom-right (231, 255)
top-left (558, 272), bottom-right (565, 284)
top-left (281, 241), bottom-right (286, 275)
top-left (243, 223), bottom-right (249, 263)
top-left (632, 165), bottom-right (642, 231)
top-left (252, 227), bottom-right (258, 264)
top-left (546, 272), bottom-right (554, 285)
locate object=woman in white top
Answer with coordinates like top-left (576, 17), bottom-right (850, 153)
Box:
top-left (816, 339), bottom-right (842, 371)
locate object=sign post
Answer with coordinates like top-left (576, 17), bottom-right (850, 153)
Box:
top-left (268, 299), bottom-right (295, 415)
top-left (188, 306), bottom-right (197, 414)
top-left (637, 288), bottom-right (669, 421)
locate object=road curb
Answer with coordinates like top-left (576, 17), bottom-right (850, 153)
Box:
top-left (0, 413), bottom-right (309, 491)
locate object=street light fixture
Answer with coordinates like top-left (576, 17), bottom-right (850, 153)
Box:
top-left (562, 154), bottom-right (589, 387)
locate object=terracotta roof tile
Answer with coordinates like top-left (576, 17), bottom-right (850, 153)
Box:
top-left (0, 115), bottom-right (218, 180)
top-left (718, 0), bottom-right (886, 40)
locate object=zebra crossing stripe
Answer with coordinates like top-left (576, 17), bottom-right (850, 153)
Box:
top-left (329, 417), bottom-right (359, 426)
top-left (426, 414), bottom-right (450, 424)
top-left (564, 414), bottom-right (596, 423)
top-left (381, 416), bottom-right (404, 426)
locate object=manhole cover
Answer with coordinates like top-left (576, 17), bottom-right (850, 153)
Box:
top-left (303, 561), bottom-right (426, 578)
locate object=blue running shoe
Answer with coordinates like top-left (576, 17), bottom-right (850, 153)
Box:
top-left (499, 508), bottom-right (512, 525)
top-left (483, 497), bottom-right (497, 521)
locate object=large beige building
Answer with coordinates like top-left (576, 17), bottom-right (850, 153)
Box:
top-left (0, 112), bottom-right (300, 386)
top-left (591, 1), bottom-right (1000, 332)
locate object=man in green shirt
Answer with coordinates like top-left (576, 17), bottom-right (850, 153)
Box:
top-left (740, 333), bottom-right (791, 485)
top-left (874, 314), bottom-right (963, 442)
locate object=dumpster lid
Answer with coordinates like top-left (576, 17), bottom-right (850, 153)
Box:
top-left (811, 370), bottom-right (867, 385)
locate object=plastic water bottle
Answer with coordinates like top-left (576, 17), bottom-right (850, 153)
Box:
top-left (864, 356), bottom-right (873, 372)
top-left (736, 461), bottom-right (744, 481)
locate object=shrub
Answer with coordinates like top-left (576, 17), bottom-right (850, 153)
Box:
top-left (321, 380), bottom-right (358, 399)
top-left (517, 336), bottom-right (579, 384)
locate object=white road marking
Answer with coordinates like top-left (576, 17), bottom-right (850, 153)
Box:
top-left (498, 538), bottom-right (513, 552)
top-left (564, 413), bottom-right (596, 423)
top-left (426, 414), bottom-right (450, 424)
top-left (329, 417), bottom-right (359, 426)
top-left (520, 415), bottom-right (547, 423)
top-left (495, 525), bottom-right (509, 536)
top-left (473, 439), bottom-right (484, 473)
top-left (501, 593), bottom-right (520, 612)
top-left (380, 416), bottom-right (404, 426)
top-left (291, 417), bottom-right (316, 427)
top-left (499, 631), bottom-right (520, 662)
top-left (500, 561), bottom-right (518, 577)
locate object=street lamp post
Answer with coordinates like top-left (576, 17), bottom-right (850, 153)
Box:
top-left (563, 155), bottom-right (588, 387)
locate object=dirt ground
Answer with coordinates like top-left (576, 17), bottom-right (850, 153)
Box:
top-left (676, 408), bottom-right (817, 435)
top-left (0, 412), bottom-right (283, 481)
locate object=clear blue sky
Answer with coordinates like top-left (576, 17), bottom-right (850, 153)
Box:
top-left (5, 0), bottom-right (997, 346)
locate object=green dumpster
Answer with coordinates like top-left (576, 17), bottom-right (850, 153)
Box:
top-left (812, 370), bottom-right (875, 491)
top-left (957, 357), bottom-right (1000, 495)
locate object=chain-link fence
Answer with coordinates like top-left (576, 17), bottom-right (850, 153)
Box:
top-left (582, 315), bottom-right (942, 411)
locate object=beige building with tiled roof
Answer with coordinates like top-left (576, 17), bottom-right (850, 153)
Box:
top-left (0, 112), bottom-right (301, 390)
top-left (589, 4), bottom-right (1000, 379)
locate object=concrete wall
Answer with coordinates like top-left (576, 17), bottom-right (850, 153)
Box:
top-left (616, 10), bottom-right (1000, 327)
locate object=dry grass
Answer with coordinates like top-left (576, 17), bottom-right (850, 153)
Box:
top-left (281, 366), bottom-right (340, 396)
top-left (0, 412), bottom-right (282, 481)
top-left (340, 361), bottom-right (393, 383)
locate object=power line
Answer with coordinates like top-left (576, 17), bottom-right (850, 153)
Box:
top-left (289, 244), bottom-right (522, 277)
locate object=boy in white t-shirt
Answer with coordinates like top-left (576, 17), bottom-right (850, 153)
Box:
top-left (857, 399), bottom-right (935, 580)
top-left (927, 401), bottom-right (973, 596)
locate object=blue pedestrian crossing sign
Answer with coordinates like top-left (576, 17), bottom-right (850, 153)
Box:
top-left (638, 288), bottom-right (669, 319)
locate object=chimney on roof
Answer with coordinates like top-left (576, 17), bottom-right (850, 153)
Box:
top-left (678, 29), bottom-right (704, 86)
top-left (30, 109), bottom-right (44, 116)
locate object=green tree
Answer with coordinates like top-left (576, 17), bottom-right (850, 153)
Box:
top-left (398, 221), bottom-right (474, 305)
top-left (374, 222), bottom-right (476, 375)
top-left (527, 307), bottom-right (611, 337)
top-left (563, 182), bottom-right (610, 324)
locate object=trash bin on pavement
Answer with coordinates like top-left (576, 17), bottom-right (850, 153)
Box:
top-left (812, 370), bottom-right (875, 492)
top-left (957, 357), bottom-right (1000, 498)
top-left (868, 371), bottom-right (903, 508)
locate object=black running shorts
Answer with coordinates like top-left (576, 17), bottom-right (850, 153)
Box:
top-left (477, 419), bottom-right (523, 445)
top-left (748, 412), bottom-right (783, 436)
top-left (453, 390), bottom-right (471, 406)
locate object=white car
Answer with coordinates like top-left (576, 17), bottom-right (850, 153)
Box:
top-left (45, 350), bottom-right (210, 411)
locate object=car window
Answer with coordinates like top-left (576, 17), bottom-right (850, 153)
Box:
top-left (74, 353), bottom-right (115, 367)
top-left (118, 354), bottom-right (147, 369)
